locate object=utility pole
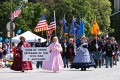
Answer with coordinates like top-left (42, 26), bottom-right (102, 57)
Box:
top-left (10, 0), bottom-right (13, 49)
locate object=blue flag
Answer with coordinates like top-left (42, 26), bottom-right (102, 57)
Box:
top-left (63, 18), bottom-right (68, 33)
top-left (70, 18), bottom-right (79, 35)
top-left (76, 20), bottom-right (84, 39)
top-left (74, 22), bottom-right (79, 34)
top-left (60, 18), bottom-right (68, 33)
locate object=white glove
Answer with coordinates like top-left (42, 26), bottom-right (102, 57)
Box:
top-left (96, 44), bottom-right (98, 49)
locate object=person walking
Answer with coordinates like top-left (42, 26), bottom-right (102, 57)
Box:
top-left (67, 38), bottom-right (75, 64)
top-left (92, 36), bottom-right (103, 68)
top-left (61, 38), bottom-right (69, 68)
top-left (11, 36), bottom-right (33, 72)
top-left (35, 38), bottom-right (44, 69)
top-left (42, 36), bottom-right (52, 47)
top-left (71, 36), bottom-right (95, 71)
top-left (42, 37), bottom-right (64, 72)
top-left (104, 38), bottom-right (114, 68)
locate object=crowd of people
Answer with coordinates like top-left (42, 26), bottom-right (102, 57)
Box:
top-left (0, 34), bottom-right (120, 73)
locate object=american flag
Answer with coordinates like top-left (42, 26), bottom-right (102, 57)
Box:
top-left (10, 5), bottom-right (22, 20)
top-left (34, 15), bottom-right (48, 32)
top-left (47, 21), bottom-right (56, 35)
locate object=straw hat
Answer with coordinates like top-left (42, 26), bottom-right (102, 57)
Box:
top-left (19, 36), bottom-right (25, 40)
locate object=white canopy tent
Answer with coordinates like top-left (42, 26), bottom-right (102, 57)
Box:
top-left (12, 31), bottom-right (46, 42)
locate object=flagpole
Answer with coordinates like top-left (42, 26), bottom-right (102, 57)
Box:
top-left (54, 10), bottom-right (56, 36)
top-left (46, 24), bottom-right (48, 42)
top-left (73, 16), bottom-right (76, 55)
top-left (73, 16), bottom-right (76, 43)
top-left (60, 15), bottom-right (65, 44)
top-left (60, 20), bottom-right (63, 44)
top-left (94, 17), bottom-right (98, 51)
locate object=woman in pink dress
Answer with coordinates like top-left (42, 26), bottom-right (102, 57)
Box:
top-left (11, 36), bottom-right (33, 72)
top-left (42, 37), bottom-right (64, 72)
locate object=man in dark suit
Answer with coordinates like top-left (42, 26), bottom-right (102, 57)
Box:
top-left (35, 38), bottom-right (43, 69)
top-left (42, 36), bottom-right (52, 47)
top-left (61, 38), bottom-right (69, 68)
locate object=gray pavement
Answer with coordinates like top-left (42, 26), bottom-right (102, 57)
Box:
top-left (0, 62), bottom-right (120, 80)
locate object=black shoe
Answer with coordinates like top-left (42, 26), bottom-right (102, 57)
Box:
top-left (94, 65), bottom-right (98, 68)
top-left (84, 68), bottom-right (86, 71)
top-left (81, 68), bottom-right (84, 71)
top-left (67, 65), bottom-right (69, 68)
top-left (22, 70), bottom-right (24, 72)
top-left (36, 67), bottom-right (39, 69)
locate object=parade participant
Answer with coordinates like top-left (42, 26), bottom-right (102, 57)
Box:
top-left (104, 38), bottom-right (114, 68)
top-left (42, 36), bottom-right (52, 47)
top-left (35, 38), bottom-right (43, 69)
top-left (116, 47), bottom-right (120, 61)
top-left (11, 36), bottom-right (32, 72)
top-left (88, 37), bottom-right (96, 67)
top-left (67, 38), bottom-right (75, 64)
top-left (70, 36), bottom-right (94, 71)
top-left (12, 43), bottom-right (17, 58)
top-left (42, 36), bottom-right (64, 72)
top-left (111, 37), bottom-right (119, 65)
top-left (61, 38), bottom-right (69, 68)
top-left (92, 36), bottom-right (103, 68)
top-left (101, 39), bottom-right (107, 66)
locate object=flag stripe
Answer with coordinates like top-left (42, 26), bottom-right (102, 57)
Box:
top-left (13, 9), bottom-right (21, 17)
top-left (34, 17), bottom-right (48, 32)
top-left (36, 20), bottom-right (48, 28)
top-left (10, 5), bottom-right (22, 20)
top-left (46, 21), bottom-right (56, 36)
top-left (47, 21), bottom-right (56, 30)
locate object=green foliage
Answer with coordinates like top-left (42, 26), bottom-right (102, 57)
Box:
top-left (110, 9), bottom-right (120, 41)
top-left (90, 0), bottom-right (112, 33)
top-left (0, 0), bottom-right (112, 39)
top-left (0, 1), bottom-right (45, 39)
top-left (47, 0), bottom-right (112, 37)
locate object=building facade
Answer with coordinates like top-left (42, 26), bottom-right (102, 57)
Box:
top-left (114, 0), bottom-right (120, 11)
top-left (110, 0), bottom-right (120, 11)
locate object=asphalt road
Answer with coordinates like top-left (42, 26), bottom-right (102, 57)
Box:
top-left (0, 62), bottom-right (120, 80)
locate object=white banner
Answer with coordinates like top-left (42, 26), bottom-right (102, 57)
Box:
top-left (22, 47), bottom-right (50, 61)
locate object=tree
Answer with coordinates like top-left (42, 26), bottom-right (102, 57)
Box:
top-left (46, 0), bottom-right (112, 37)
top-left (0, 0), bottom-right (112, 40)
top-left (90, 0), bottom-right (112, 34)
top-left (0, 1), bottom-right (46, 39)
top-left (110, 9), bottom-right (120, 41)
top-left (0, 1), bottom-right (11, 38)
